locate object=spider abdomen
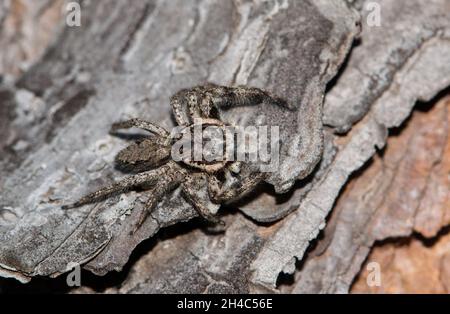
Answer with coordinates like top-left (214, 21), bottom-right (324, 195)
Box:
top-left (116, 138), bottom-right (171, 171)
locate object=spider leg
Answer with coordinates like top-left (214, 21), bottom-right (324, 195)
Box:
top-left (205, 85), bottom-right (292, 111)
top-left (181, 174), bottom-right (223, 225)
top-left (170, 90), bottom-right (192, 126)
top-left (62, 164), bottom-right (171, 209)
top-left (208, 172), bottom-right (267, 203)
top-left (182, 84), bottom-right (292, 120)
top-left (227, 161), bottom-right (242, 174)
top-left (132, 179), bottom-right (179, 234)
top-left (186, 91), bottom-right (202, 121)
top-left (110, 118), bottom-right (169, 137)
top-left (170, 85), bottom-right (290, 126)
top-left (171, 88), bottom-right (207, 123)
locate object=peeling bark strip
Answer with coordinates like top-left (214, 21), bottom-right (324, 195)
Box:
top-left (324, 0), bottom-right (450, 133)
top-left (0, 0), bottom-right (449, 294)
top-left (251, 0), bottom-right (450, 290)
top-left (294, 96), bottom-right (450, 294)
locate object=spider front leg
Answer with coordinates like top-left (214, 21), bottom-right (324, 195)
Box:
top-left (110, 118), bottom-right (169, 137)
top-left (170, 89), bottom-right (199, 126)
top-left (62, 164), bottom-right (171, 209)
top-left (181, 174), bottom-right (223, 225)
top-left (171, 87), bottom-right (220, 123)
top-left (208, 172), bottom-right (267, 204)
top-left (205, 85), bottom-right (293, 111)
top-left (184, 84), bottom-right (292, 121)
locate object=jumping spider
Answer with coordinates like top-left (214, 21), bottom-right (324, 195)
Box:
top-left (63, 84), bottom-right (288, 232)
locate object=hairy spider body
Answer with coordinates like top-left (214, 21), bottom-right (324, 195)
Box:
top-left (63, 84), bottom-right (288, 232)
top-left (115, 136), bottom-right (172, 172)
top-left (177, 117), bottom-right (233, 173)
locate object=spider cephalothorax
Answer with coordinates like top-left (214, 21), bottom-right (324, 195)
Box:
top-left (174, 117), bottom-right (233, 173)
top-left (63, 84), bottom-right (288, 232)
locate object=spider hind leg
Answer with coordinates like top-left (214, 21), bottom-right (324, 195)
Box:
top-left (62, 165), bottom-right (170, 209)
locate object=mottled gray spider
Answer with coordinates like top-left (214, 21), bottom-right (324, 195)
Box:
top-left (63, 84), bottom-right (287, 232)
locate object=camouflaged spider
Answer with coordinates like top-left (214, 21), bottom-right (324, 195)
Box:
top-left (63, 84), bottom-right (288, 232)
